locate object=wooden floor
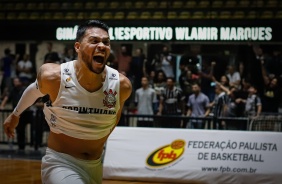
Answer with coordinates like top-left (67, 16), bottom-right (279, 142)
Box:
top-left (0, 158), bottom-right (170, 184)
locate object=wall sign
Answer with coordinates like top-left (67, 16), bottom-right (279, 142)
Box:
top-left (103, 127), bottom-right (282, 183)
top-left (55, 26), bottom-right (272, 42)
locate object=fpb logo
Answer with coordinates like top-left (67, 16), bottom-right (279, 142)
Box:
top-left (146, 139), bottom-right (185, 168)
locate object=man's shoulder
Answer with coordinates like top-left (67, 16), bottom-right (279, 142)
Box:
top-left (39, 63), bottom-right (61, 80)
top-left (119, 73), bottom-right (131, 87)
top-left (199, 92), bottom-right (209, 99)
top-left (118, 73), bottom-right (132, 101)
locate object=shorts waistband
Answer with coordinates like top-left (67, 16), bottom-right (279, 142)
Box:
top-left (45, 147), bottom-right (101, 166)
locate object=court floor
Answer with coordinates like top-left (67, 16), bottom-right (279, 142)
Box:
top-left (0, 147), bottom-right (175, 184)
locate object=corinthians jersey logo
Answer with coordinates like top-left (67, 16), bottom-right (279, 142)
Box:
top-left (103, 89), bottom-right (117, 108)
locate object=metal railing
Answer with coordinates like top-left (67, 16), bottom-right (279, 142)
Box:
top-left (0, 109), bottom-right (49, 150)
top-left (121, 114), bottom-right (249, 130)
top-left (0, 110), bottom-right (281, 150)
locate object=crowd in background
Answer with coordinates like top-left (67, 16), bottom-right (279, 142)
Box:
top-left (0, 42), bottom-right (282, 145)
top-left (108, 43), bottom-right (282, 130)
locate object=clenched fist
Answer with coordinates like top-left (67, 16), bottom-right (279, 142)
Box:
top-left (3, 113), bottom-right (20, 138)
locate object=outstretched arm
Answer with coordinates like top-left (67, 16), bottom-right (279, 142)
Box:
top-left (3, 81), bottom-right (46, 138)
top-left (3, 63), bottom-right (60, 138)
top-left (13, 81), bottom-right (45, 116)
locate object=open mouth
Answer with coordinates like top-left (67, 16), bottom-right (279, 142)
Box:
top-left (93, 56), bottom-right (104, 64)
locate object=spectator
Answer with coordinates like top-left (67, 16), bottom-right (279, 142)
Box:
top-left (238, 61), bottom-right (247, 81)
top-left (179, 62), bottom-right (199, 99)
top-left (219, 75), bottom-right (230, 88)
top-left (17, 53), bottom-right (34, 86)
top-left (148, 70), bottom-right (155, 89)
top-left (131, 48), bottom-right (147, 90)
top-left (262, 77), bottom-right (280, 113)
top-left (157, 77), bottom-right (185, 128)
top-left (199, 60), bottom-right (216, 102)
top-left (61, 46), bottom-right (77, 63)
top-left (115, 45), bottom-right (132, 75)
top-left (210, 83), bottom-right (229, 129)
top-left (0, 48), bottom-right (16, 94)
top-left (180, 45), bottom-right (203, 74)
top-left (234, 78), bottom-right (251, 118)
top-left (107, 49), bottom-right (117, 70)
top-left (153, 70), bottom-right (167, 99)
top-left (186, 83), bottom-right (210, 129)
top-left (266, 46), bottom-right (282, 78)
top-left (0, 77), bottom-right (34, 150)
top-left (153, 45), bottom-right (175, 78)
top-left (226, 65), bottom-right (241, 89)
top-left (178, 62), bottom-right (189, 95)
top-left (225, 86), bottom-right (244, 130)
top-left (237, 85), bottom-right (262, 118)
top-left (226, 86), bottom-right (239, 118)
top-left (246, 44), bottom-right (265, 97)
top-left (134, 76), bottom-right (158, 127)
top-left (44, 42), bottom-right (60, 64)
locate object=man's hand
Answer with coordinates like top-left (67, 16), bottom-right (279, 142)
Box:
top-left (3, 113), bottom-right (20, 138)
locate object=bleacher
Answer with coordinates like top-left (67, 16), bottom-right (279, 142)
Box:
top-left (0, 0), bottom-right (281, 21)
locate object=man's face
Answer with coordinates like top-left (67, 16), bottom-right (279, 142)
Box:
top-left (166, 79), bottom-right (174, 89)
top-left (220, 76), bottom-right (228, 85)
top-left (13, 78), bottom-right (22, 87)
top-left (215, 85), bottom-right (221, 95)
top-left (75, 27), bottom-right (111, 74)
top-left (270, 78), bottom-right (278, 87)
top-left (121, 46), bottom-right (127, 54)
top-left (248, 86), bottom-right (256, 94)
top-left (141, 77), bottom-right (148, 87)
top-left (228, 66), bottom-right (234, 73)
top-left (135, 49), bottom-right (141, 56)
top-left (157, 72), bottom-right (164, 81)
top-left (192, 84), bottom-right (200, 94)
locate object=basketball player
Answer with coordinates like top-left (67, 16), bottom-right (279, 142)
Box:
top-left (3, 20), bottom-right (132, 184)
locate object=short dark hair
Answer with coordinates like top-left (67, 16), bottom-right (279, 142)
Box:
top-left (166, 77), bottom-right (175, 82)
top-left (75, 20), bottom-right (109, 42)
top-left (192, 82), bottom-right (200, 87)
top-left (4, 48), bottom-right (11, 55)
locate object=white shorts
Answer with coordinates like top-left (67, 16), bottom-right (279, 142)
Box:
top-left (41, 148), bottom-right (102, 184)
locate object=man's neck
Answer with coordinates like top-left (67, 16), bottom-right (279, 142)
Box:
top-left (75, 60), bottom-right (105, 92)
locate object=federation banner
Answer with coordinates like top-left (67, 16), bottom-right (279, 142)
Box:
top-left (103, 127), bottom-right (282, 184)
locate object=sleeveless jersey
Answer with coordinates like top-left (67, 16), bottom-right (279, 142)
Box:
top-left (43, 61), bottom-right (120, 140)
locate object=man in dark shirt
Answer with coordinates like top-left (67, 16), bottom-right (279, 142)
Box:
top-left (1, 77), bottom-right (34, 150)
top-left (157, 77), bottom-right (185, 128)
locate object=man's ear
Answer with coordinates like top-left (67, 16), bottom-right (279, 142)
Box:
top-left (74, 42), bottom-right (80, 52)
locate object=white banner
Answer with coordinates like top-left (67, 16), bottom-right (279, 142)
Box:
top-left (103, 127), bottom-right (282, 184)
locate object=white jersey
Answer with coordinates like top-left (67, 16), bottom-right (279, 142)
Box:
top-left (43, 61), bottom-right (120, 140)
